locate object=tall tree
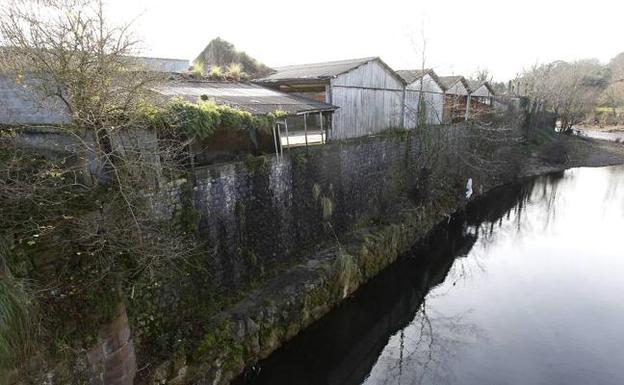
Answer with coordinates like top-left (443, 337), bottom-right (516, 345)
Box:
top-left (522, 60), bottom-right (604, 133)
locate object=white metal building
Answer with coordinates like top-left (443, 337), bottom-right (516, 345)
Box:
top-left (397, 69), bottom-right (446, 127)
top-left (438, 76), bottom-right (471, 123)
top-left (254, 57), bottom-right (406, 140)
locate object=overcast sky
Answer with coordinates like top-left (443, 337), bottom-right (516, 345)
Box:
top-left (108, 0), bottom-right (624, 81)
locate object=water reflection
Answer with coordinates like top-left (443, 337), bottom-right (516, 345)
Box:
top-left (235, 165), bottom-right (624, 385)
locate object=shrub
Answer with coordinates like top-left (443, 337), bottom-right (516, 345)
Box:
top-left (539, 139), bottom-right (569, 164)
top-left (191, 62), bottom-right (204, 77)
top-left (143, 99), bottom-right (282, 139)
top-left (208, 65), bottom-right (223, 79)
top-left (0, 274), bottom-right (39, 377)
top-left (225, 63), bottom-right (245, 81)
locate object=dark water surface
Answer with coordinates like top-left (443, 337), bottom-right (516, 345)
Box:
top-left (234, 166), bottom-right (624, 385)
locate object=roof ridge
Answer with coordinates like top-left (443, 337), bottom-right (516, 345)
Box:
top-left (273, 56), bottom-right (377, 70)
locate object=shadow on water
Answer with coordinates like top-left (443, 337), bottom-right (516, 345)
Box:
top-left (233, 172), bottom-right (565, 385)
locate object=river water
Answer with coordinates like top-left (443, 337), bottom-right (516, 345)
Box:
top-left (234, 165), bottom-right (624, 385)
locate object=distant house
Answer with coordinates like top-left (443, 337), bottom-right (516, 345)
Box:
top-left (438, 75), bottom-right (471, 123)
top-left (396, 69), bottom-right (445, 127)
top-left (150, 80), bottom-right (337, 154)
top-left (0, 56), bottom-right (190, 125)
top-left (254, 57), bottom-right (406, 140)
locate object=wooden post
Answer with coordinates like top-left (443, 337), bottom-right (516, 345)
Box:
top-left (319, 111), bottom-right (324, 143)
top-left (284, 119), bottom-right (291, 153)
top-left (465, 94), bottom-right (472, 121)
top-left (304, 113), bottom-right (309, 148)
top-left (400, 88), bottom-right (406, 128)
top-left (272, 122), bottom-right (280, 159)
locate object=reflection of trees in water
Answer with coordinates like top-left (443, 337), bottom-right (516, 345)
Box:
top-left (235, 170), bottom-right (574, 385)
top-left (462, 171), bottom-right (566, 258)
top-left (366, 299), bottom-right (485, 385)
top-left (366, 172), bottom-right (570, 385)
top-left (604, 166), bottom-right (624, 214)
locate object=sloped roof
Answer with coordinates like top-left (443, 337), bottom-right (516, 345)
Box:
top-left (467, 80), bottom-right (496, 95)
top-left (396, 69), bottom-right (445, 90)
top-left (150, 80), bottom-right (337, 115)
top-left (255, 57), bottom-right (383, 83)
top-left (438, 75), bottom-right (468, 90)
top-left (396, 69), bottom-right (431, 84)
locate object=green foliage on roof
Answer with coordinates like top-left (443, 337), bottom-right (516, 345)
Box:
top-left (194, 37), bottom-right (273, 79)
top-left (142, 99), bottom-right (285, 139)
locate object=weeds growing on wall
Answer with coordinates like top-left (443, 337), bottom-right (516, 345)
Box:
top-left (142, 99), bottom-right (285, 140)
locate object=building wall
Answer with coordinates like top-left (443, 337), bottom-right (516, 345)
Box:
top-left (0, 75), bottom-right (70, 125)
top-left (329, 60), bottom-right (404, 139)
top-left (134, 57), bottom-right (189, 73)
top-left (471, 85), bottom-right (492, 98)
top-left (445, 81), bottom-right (469, 96)
top-left (444, 94), bottom-right (469, 123)
top-left (443, 81), bottom-right (470, 123)
top-left (404, 74), bottom-right (445, 127)
top-left (0, 57), bottom-right (188, 125)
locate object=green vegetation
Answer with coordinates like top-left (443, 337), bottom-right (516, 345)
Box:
top-left (208, 65), bottom-right (223, 79)
top-left (0, 274), bottom-right (39, 381)
top-left (142, 99), bottom-right (283, 139)
top-left (225, 63), bottom-right (244, 80)
top-left (191, 62), bottom-right (204, 77)
top-left (595, 107), bottom-right (624, 114)
top-left (193, 37), bottom-right (273, 79)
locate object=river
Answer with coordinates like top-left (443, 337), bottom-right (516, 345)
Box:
top-left (234, 165), bottom-right (624, 385)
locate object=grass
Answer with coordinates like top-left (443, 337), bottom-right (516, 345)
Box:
top-left (0, 274), bottom-right (39, 380)
top-left (533, 127), bottom-right (558, 146)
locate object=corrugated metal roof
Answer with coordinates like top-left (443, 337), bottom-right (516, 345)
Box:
top-left (396, 69), bottom-right (446, 90)
top-left (438, 75), bottom-right (466, 90)
top-left (150, 80), bottom-right (337, 115)
top-left (255, 57), bottom-right (378, 83)
top-left (396, 69), bottom-right (430, 84)
top-left (467, 80), bottom-right (496, 95)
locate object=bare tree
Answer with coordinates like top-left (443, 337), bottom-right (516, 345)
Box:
top-left (0, 1), bottom-right (201, 381)
top-left (0, 0), bottom-right (166, 183)
top-left (522, 60), bottom-right (605, 133)
top-left (601, 82), bottom-right (624, 119)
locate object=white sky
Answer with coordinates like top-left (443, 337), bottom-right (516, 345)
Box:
top-left (107, 0), bottom-right (624, 81)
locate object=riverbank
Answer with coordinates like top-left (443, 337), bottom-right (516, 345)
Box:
top-left (523, 134), bottom-right (624, 177)
top-left (175, 133), bottom-right (624, 385)
top-left (577, 124), bottom-right (624, 133)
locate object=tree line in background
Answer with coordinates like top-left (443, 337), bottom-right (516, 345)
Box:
top-left (517, 53), bottom-right (624, 132)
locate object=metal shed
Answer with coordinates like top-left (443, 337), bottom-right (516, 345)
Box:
top-left (397, 69), bottom-right (446, 127)
top-left (467, 80), bottom-right (496, 119)
top-left (438, 75), bottom-right (472, 123)
top-left (150, 80), bottom-right (338, 152)
top-left (255, 57), bottom-right (406, 140)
